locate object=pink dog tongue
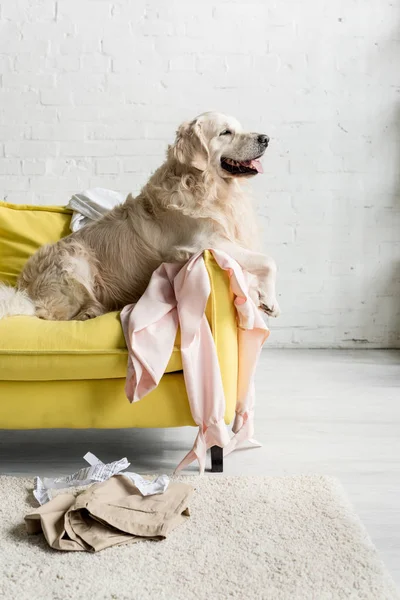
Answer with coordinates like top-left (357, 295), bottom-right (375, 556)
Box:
top-left (249, 159), bottom-right (263, 173)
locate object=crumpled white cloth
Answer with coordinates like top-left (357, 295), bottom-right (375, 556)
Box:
top-left (34, 452), bottom-right (169, 505)
top-left (67, 187), bottom-right (125, 232)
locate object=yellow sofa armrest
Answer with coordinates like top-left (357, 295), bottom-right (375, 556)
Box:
top-left (204, 250), bottom-right (238, 421)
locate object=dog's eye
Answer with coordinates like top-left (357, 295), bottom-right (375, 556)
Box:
top-left (220, 130), bottom-right (232, 136)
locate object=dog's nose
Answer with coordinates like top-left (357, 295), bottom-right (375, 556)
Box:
top-left (258, 134), bottom-right (270, 146)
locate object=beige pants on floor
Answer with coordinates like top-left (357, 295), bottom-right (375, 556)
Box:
top-left (25, 475), bottom-right (193, 552)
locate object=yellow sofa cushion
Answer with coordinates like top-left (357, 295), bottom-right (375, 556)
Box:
top-left (0, 201), bottom-right (72, 285)
top-left (0, 312), bottom-right (182, 382)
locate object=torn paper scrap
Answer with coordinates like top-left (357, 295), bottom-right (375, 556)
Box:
top-left (34, 452), bottom-right (169, 505)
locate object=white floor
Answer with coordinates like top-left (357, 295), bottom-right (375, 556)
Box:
top-left (1, 349), bottom-right (399, 585)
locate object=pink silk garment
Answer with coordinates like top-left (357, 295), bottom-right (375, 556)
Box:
top-left (120, 250), bottom-right (269, 474)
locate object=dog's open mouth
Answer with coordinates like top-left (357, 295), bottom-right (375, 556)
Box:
top-left (220, 157), bottom-right (264, 176)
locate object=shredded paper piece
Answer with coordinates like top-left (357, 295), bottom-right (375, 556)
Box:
top-left (34, 452), bottom-right (170, 505)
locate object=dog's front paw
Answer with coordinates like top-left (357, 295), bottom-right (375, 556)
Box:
top-left (259, 292), bottom-right (281, 318)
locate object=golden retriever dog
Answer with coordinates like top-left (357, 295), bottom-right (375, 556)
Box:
top-left (0, 112), bottom-right (280, 321)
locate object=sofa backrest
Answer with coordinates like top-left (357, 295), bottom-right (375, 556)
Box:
top-left (0, 202), bottom-right (72, 286)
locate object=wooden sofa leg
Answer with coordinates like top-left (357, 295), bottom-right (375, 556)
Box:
top-left (211, 445), bottom-right (223, 473)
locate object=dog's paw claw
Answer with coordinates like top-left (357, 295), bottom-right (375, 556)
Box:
top-left (260, 302), bottom-right (281, 318)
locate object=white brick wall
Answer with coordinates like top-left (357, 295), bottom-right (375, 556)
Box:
top-left (0, 0), bottom-right (399, 347)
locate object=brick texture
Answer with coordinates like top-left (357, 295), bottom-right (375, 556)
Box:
top-left (0, 0), bottom-right (399, 347)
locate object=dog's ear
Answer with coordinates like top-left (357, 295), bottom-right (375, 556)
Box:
top-left (171, 119), bottom-right (209, 171)
top-left (172, 121), bottom-right (192, 164)
top-left (191, 120), bottom-right (209, 171)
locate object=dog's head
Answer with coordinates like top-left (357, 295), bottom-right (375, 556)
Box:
top-left (170, 111), bottom-right (269, 178)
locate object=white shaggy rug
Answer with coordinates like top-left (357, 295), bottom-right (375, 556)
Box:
top-left (0, 475), bottom-right (398, 600)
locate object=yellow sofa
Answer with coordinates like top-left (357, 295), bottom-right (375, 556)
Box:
top-left (0, 202), bottom-right (238, 471)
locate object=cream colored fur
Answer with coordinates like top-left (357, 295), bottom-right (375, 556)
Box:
top-left (0, 283), bottom-right (35, 319)
top-left (0, 112), bottom-right (280, 321)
